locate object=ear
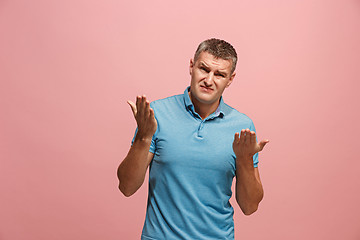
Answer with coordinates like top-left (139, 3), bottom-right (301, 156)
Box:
top-left (189, 58), bottom-right (194, 75)
top-left (226, 72), bottom-right (236, 88)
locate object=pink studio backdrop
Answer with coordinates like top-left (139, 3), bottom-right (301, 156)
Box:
top-left (1, 0), bottom-right (360, 239)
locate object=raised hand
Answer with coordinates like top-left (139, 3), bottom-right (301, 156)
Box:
top-left (127, 95), bottom-right (157, 140)
top-left (232, 129), bottom-right (269, 160)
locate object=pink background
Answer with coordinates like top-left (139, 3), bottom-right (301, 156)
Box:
top-left (1, 0), bottom-right (360, 239)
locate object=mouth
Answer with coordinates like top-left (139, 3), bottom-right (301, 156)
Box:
top-left (200, 86), bottom-right (213, 93)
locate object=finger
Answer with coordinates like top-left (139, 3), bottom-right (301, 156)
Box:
top-left (244, 128), bottom-right (251, 143)
top-left (250, 131), bottom-right (256, 144)
top-left (259, 139), bottom-right (269, 151)
top-left (141, 95), bottom-right (147, 109)
top-left (233, 132), bottom-right (240, 143)
top-left (136, 95), bottom-right (141, 114)
top-left (240, 129), bottom-right (245, 144)
top-left (149, 108), bottom-right (155, 119)
top-left (145, 100), bottom-right (151, 117)
top-left (137, 95), bottom-right (146, 118)
top-left (127, 100), bottom-right (137, 117)
top-left (139, 95), bottom-right (147, 117)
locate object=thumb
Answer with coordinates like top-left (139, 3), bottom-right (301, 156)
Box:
top-left (258, 139), bottom-right (269, 151)
top-left (127, 100), bottom-right (137, 117)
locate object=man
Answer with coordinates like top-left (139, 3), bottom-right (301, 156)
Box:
top-left (117, 38), bottom-right (269, 239)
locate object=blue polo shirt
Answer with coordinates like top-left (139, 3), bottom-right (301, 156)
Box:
top-left (135, 87), bottom-right (259, 240)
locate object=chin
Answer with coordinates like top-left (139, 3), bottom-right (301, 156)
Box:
top-left (191, 87), bottom-right (218, 104)
top-left (197, 95), bottom-right (218, 105)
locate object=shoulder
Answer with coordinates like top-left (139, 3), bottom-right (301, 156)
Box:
top-left (151, 93), bottom-right (183, 106)
top-left (150, 93), bottom-right (184, 115)
top-left (222, 102), bottom-right (255, 126)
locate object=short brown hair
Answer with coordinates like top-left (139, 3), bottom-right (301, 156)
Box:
top-left (194, 38), bottom-right (237, 73)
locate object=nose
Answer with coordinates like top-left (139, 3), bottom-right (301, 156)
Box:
top-left (204, 73), bottom-right (214, 86)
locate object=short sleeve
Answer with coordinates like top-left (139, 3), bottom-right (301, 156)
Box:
top-left (250, 121), bottom-right (259, 168)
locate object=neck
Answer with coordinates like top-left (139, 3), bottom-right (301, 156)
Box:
top-left (189, 92), bottom-right (220, 120)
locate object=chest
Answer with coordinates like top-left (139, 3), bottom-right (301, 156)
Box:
top-left (152, 115), bottom-right (237, 175)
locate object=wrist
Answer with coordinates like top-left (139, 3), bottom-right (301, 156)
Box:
top-left (134, 134), bottom-right (153, 143)
top-left (236, 155), bottom-right (254, 170)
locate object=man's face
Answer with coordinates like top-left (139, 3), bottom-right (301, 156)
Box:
top-left (189, 51), bottom-right (235, 107)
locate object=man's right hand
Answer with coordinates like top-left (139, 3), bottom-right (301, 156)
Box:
top-left (118, 95), bottom-right (156, 197)
top-left (127, 95), bottom-right (157, 140)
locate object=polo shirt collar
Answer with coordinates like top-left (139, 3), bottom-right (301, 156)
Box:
top-left (183, 86), bottom-right (225, 118)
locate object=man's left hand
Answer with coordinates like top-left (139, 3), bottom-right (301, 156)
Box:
top-left (233, 129), bottom-right (269, 161)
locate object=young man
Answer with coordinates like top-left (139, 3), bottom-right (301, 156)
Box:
top-left (117, 38), bottom-right (269, 239)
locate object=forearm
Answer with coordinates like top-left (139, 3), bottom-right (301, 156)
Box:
top-left (117, 137), bottom-right (153, 197)
top-left (235, 156), bottom-right (264, 215)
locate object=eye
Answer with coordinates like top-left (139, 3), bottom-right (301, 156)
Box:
top-left (200, 67), bottom-right (209, 72)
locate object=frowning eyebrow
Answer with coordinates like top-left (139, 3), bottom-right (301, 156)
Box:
top-left (199, 62), bottom-right (228, 77)
top-left (199, 62), bottom-right (209, 69)
top-left (215, 70), bottom-right (228, 77)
